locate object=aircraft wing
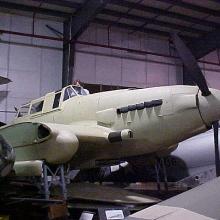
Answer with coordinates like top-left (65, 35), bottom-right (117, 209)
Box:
top-left (0, 121), bottom-right (132, 147)
top-left (126, 205), bottom-right (213, 220)
top-left (69, 121), bottom-right (133, 144)
top-left (0, 121), bottom-right (133, 174)
top-left (126, 177), bottom-right (220, 220)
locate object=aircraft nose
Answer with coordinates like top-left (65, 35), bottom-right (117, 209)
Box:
top-left (198, 88), bottom-right (220, 126)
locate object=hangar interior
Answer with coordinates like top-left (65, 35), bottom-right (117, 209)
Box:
top-left (0, 0), bottom-right (220, 219)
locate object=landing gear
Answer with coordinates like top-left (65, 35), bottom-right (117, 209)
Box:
top-left (42, 163), bottom-right (67, 200)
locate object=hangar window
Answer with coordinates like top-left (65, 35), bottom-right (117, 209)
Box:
top-left (18, 103), bottom-right (30, 117)
top-left (63, 86), bottom-right (77, 101)
top-left (30, 100), bottom-right (44, 114)
top-left (53, 92), bottom-right (61, 109)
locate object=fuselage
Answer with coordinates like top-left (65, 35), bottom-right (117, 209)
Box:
top-left (12, 86), bottom-right (205, 165)
top-left (2, 84), bottom-right (220, 169)
top-left (166, 129), bottom-right (218, 183)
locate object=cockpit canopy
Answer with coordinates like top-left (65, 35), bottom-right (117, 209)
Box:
top-left (16, 85), bottom-right (89, 118)
top-left (63, 85), bottom-right (88, 101)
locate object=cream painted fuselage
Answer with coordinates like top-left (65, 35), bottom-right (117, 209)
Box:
top-left (4, 85), bottom-right (220, 170)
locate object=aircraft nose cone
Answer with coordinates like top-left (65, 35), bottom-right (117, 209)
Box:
top-left (198, 88), bottom-right (220, 126)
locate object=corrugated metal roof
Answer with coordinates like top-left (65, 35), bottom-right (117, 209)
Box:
top-left (0, 0), bottom-right (219, 39)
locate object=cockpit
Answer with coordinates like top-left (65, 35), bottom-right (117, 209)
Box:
top-left (16, 85), bottom-right (89, 118)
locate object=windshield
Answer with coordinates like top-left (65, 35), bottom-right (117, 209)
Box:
top-left (63, 87), bottom-right (77, 101)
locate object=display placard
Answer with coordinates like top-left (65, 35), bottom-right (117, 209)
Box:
top-left (105, 210), bottom-right (124, 219)
top-left (79, 211), bottom-right (95, 220)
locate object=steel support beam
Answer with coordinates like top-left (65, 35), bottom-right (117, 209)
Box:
top-left (110, 0), bottom-right (220, 28)
top-left (156, 0), bottom-right (220, 17)
top-left (96, 18), bottom-right (168, 37)
top-left (188, 29), bottom-right (220, 59)
top-left (95, 18), bottom-right (194, 41)
top-left (0, 1), bottom-right (69, 18)
top-left (70, 0), bottom-right (110, 40)
top-left (62, 0), bottom-right (109, 86)
top-left (102, 9), bottom-right (207, 35)
top-left (31, 0), bottom-right (81, 9)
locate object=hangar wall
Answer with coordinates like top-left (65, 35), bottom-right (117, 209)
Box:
top-left (74, 24), bottom-right (183, 88)
top-left (74, 24), bottom-right (220, 90)
top-left (201, 50), bottom-right (220, 90)
top-left (0, 13), bottom-right (63, 123)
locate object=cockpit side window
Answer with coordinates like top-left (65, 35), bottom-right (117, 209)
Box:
top-left (17, 104), bottom-right (30, 117)
top-left (63, 87), bottom-right (77, 101)
top-left (53, 92), bottom-right (61, 109)
top-left (30, 100), bottom-right (44, 114)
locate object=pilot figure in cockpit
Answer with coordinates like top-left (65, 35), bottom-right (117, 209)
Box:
top-left (73, 80), bottom-right (90, 95)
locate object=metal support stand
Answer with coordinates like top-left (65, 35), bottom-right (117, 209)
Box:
top-left (42, 163), bottom-right (67, 200)
top-left (161, 158), bottom-right (168, 191)
top-left (42, 163), bottom-right (50, 200)
top-left (154, 157), bottom-right (168, 192)
top-left (154, 161), bottom-right (161, 192)
top-left (60, 164), bottom-right (67, 200)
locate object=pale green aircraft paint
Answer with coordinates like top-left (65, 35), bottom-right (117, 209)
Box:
top-left (1, 84), bottom-right (220, 176)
